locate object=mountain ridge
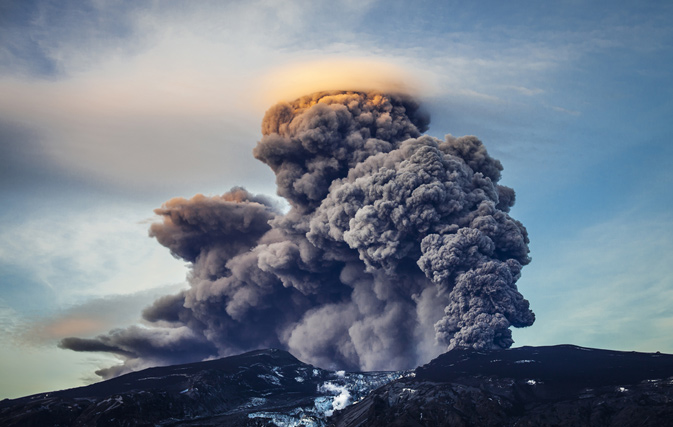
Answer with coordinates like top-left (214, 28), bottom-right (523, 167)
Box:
top-left (0, 347), bottom-right (406, 426)
top-left (2, 345), bottom-right (673, 426)
top-left (331, 344), bottom-right (673, 427)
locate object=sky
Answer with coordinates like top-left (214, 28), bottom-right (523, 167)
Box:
top-left (1, 0), bottom-right (672, 399)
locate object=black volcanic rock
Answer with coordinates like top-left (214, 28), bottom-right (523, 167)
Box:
top-left (0, 348), bottom-right (404, 427)
top-left (4, 345), bottom-right (673, 426)
top-left (329, 345), bottom-right (673, 427)
top-left (0, 349), bottom-right (315, 426)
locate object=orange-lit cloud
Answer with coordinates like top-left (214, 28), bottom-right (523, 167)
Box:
top-left (17, 317), bottom-right (107, 345)
top-left (42, 318), bottom-right (106, 338)
top-left (9, 284), bottom-right (187, 347)
top-left (256, 57), bottom-right (436, 106)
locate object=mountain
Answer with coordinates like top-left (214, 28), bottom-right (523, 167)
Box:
top-left (2, 345), bottom-right (673, 426)
top-left (0, 349), bottom-right (407, 426)
top-left (330, 345), bottom-right (673, 427)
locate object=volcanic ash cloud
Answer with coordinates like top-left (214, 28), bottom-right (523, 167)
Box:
top-left (60, 91), bottom-right (534, 377)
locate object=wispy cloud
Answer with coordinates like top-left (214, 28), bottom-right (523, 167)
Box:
top-left (550, 105), bottom-right (581, 116)
top-left (506, 86), bottom-right (545, 96)
top-left (0, 205), bottom-right (187, 302)
top-left (4, 0), bottom-right (660, 197)
top-left (12, 284), bottom-right (187, 346)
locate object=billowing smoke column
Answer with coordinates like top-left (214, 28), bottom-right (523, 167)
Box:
top-left (60, 91), bottom-right (534, 377)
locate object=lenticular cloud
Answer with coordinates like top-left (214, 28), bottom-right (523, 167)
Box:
top-left (60, 91), bottom-right (534, 377)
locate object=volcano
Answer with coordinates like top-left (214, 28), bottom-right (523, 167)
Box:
top-left (2, 345), bottom-right (673, 426)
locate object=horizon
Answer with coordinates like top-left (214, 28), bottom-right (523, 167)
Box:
top-left (5, 343), bottom-right (673, 401)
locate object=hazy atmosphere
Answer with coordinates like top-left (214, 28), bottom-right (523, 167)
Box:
top-left (1, 0), bottom-right (672, 399)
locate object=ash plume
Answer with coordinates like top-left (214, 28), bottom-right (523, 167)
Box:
top-left (60, 91), bottom-right (534, 377)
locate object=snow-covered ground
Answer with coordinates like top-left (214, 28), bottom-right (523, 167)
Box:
top-left (248, 369), bottom-right (411, 426)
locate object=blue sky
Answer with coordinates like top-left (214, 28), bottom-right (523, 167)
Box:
top-left (1, 0), bottom-right (672, 398)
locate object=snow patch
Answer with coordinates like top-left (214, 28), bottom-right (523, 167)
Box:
top-left (102, 396), bottom-right (124, 413)
top-left (249, 369), bottom-right (411, 426)
top-left (258, 374), bottom-right (282, 386)
top-left (247, 397), bottom-right (267, 408)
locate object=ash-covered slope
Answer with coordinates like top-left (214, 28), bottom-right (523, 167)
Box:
top-left (0, 349), bottom-right (406, 426)
top-left (330, 345), bottom-right (673, 427)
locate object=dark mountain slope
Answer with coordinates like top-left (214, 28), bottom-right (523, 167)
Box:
top-left (0, 349), bottom-right (313, 426)
top-left (3, 345), bottom-right (673, 426)
top-left (0, 348), bottom-right (404, 426)
top-left (330, 345), bottom-right (673, 427)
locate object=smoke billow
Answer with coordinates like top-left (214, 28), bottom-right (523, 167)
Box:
top-left (60, 91), bottom-right (534, 377)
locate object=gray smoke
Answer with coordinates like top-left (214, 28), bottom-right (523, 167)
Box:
top-left (60, 91), bottom-right (534, 377)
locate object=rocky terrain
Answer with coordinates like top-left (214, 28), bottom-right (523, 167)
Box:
top-left (330, 345), bottom-right (673, 427)
top-left (0, 349), bottom-right (406, 426)
top-left (2, 345), bottom-right (673, 426)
